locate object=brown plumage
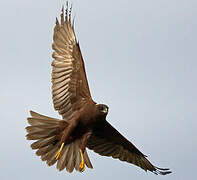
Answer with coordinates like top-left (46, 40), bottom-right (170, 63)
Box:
top-left (26, 3), bottom-right (171, 175)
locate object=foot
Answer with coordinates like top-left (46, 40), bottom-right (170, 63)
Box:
top-left (79, 149), bottom-right (85, 172)
top-left (55, 143), bottom-right (64, 160)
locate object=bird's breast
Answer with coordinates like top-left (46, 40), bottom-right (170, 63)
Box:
top-left (78, 104), bottom-right (98, 126)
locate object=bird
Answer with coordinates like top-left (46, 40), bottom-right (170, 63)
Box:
top-left (26, 2), bottom-right (172, 175)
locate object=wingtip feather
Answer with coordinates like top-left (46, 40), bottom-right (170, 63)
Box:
top-left (154, 166), bottom-right (172, 175)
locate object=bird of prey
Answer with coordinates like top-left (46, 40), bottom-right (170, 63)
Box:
top-left (26, 3), bottom-right (171, 175)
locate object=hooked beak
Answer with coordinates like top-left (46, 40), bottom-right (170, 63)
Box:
top-left (102, 107), bottom-right (108, 114)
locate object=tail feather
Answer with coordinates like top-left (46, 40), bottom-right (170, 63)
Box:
top-left (47, 146), bottom-right (59, 166)
top-left (26, 129), bottom-right (58, 140)
top-left (26, 110), bottom-right (93, 172)
top-left (29, 110), bottom-right (58, 120)
top-left (84, 149), bottom-right (93, 168)
top-left (27, 117), bottom-right (59, 126)
top-left (66, 142), bottom-right (75, 173)
top-left (36, 144), bottom-right (54, 156)
top-left (74, 141), bottom-right (81, 171)
top-left (26, 124), bottom-right (59, 133)
top-left (41, 143), bottom-right (60, 161)
top-left (71, 142), bottom-right (78, 172)
top-left (57, 144), bottom-right (69, 171)
top-left (31, 136), bottom-right (57, 149)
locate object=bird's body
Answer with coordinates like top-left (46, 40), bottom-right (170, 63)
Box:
top-left (26, 3), bottom-right (171, 175)
top-left (58, 103), bottom-right (108, 150)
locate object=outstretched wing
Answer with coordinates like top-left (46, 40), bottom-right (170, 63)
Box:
top-left (52, 5), bottom-right (94, 120)
top-left (87, 121), bottom-right (171, 175)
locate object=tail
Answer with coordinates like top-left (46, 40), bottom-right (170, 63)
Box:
top-left (26, 111), bottom-right (93, 173)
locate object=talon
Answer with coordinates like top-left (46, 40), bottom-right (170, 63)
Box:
top-left (79, 161), bottom-right (85, 172)
top-left (79, 149), bottom-right (85, 172)
top-left (55, 143), bottom-right (64, 160)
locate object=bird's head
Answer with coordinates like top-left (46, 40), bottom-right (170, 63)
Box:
top-left (96, 104), bottom-right (109, 116)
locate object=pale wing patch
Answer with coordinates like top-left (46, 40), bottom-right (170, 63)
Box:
top-left (51, 6), bottom-right (77, 120)
top-left (51, 5), bottom-right (94, 120)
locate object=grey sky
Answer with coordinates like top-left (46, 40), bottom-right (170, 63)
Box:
top-left (1, 0), bottom-right (196, 179)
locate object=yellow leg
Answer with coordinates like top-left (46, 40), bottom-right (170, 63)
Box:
top-left (55, 143), bottom-right (64, 160)
top-left (79, 149), bottom-right (85, 172)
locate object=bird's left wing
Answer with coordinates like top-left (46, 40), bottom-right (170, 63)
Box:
top-left (52, 4), bottom-right (94, 120)
top-left (87, 121), bottom-right (171, 175)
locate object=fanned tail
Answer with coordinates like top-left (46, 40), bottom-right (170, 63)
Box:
top-left (26, 111), bottom-right (93, 173)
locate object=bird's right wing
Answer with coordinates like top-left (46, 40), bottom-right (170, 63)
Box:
top-left (52, 4), bottom-right (94, 120)
top-left (87, 121), bottom-right (171, 175)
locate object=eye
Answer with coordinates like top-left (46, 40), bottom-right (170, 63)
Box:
top-left (99, 106), bottom-right (104, 111)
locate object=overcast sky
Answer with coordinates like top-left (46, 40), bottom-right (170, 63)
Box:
top-left (1, 0), bottom-right (197, 180)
